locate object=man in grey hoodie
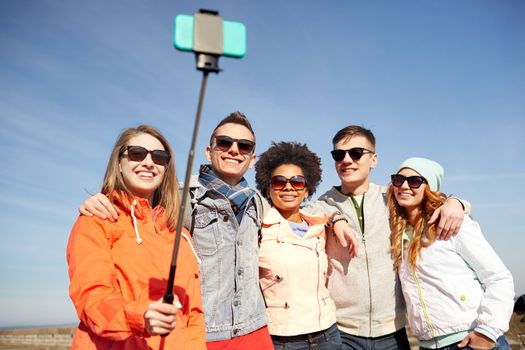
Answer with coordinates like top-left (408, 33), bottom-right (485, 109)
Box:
top-left (308, 125), bottom-right (466, 350)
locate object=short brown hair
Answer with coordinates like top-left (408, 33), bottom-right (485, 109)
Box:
top-left (332, 125), bottom-right (376, 149)
top-left (209, 111), bottom-right (256, 145)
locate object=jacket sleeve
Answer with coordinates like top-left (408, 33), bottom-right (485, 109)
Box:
top-left (454, 216), bottom-right (515, 341)
top-left (304, 199), bottom-right (333, 216)
top-left (66, 216), bottom-right (149, 340)
top-left (181, 234), bottom-right (207, 349)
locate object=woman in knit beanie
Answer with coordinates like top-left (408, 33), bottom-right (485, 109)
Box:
top-left (387, 157), bottom-right (514, 350)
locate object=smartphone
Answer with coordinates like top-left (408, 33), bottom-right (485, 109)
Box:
top-left (174, 14), bottom-right (247, 58)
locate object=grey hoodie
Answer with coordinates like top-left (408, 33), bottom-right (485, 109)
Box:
top-left (307, 183), bottom-right (407, 337)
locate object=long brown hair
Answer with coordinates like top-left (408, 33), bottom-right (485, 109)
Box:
top-left (388, 184), bottom-right (447, 270)
top-left (100, 125), bottom-right (180, 230)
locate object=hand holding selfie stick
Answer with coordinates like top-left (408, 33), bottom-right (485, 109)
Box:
top-left (162, 9), bottom-right (246, 329)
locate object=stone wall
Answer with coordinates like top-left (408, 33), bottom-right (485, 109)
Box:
top-left (0, 327), bottom-right (73, 349)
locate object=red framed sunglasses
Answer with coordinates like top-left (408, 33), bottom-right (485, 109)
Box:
top-left (271, 175), bottom-right (307, 190)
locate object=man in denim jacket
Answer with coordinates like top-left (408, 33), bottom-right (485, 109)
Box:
top-left (190, 112), bottom-right (272, 349)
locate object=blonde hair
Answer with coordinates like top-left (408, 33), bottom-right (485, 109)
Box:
top-left (388, 185), bottom-right (447, 270)
top-left (101, 125), bottom-right (180, 230)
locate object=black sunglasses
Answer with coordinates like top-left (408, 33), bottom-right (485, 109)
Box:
top-left (271, 175), bottom-right (307, 191)
top-left (214, 135), bottom-right (255, 155)
top-left (331, 147), bottom-right (375, 162)
top-left (391, 174), bottom-right (426, 189)
top-left (122, 146), bottom-right (170, 166)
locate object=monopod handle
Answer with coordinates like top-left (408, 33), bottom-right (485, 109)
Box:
top-left (159, 291), bottom-right (175, 338)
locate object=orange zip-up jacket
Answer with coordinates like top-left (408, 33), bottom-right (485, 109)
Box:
top-left (66, 193), bottom-right (206, 350)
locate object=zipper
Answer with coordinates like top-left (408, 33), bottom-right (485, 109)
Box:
top-left (261, 274), bottom-right (284, 291)
top-left (266, 301), bottom-right (289, 309)
top-left (363, 232), bottom-right (373, 336)
top-left (350, 195), bottom-right (372, 336)
top-left (412, 269), bottom-right (437, 342)
top-left (316, 241), bottom-right (322, 328)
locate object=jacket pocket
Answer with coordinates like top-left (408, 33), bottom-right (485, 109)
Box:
top-left (267, 301), bottom-right (290, 309)
top-left (261, 273), bottom-right (285, 291)
top-left (192, 211), bottom-right (221, 255)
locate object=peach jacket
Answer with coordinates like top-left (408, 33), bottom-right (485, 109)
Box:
top-left (67, 194), bottom-right (206, 350)
top-left (258, 207), bottom-right (336, 336)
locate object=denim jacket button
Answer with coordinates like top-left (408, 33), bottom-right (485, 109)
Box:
top-left (223, 215), bottom-right (228, 222)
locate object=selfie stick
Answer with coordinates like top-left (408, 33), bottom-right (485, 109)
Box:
top-left (163, 9), bottom-right (246, 309)
top-left (162, 71), bottom-right (208, 311)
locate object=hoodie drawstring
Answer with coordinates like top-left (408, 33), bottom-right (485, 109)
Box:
top-left (182, 232), bottom-right (201, 264)
top-left (130, 199), bottom-right (201, 262)
top-left (130, 199), bottom-right (143, 244)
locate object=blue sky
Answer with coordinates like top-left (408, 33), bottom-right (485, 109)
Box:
top-left (1, 1), bottom-right (523, 328)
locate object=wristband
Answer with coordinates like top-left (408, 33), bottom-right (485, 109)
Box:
top-left (330, 211), bottom-right (348, 225)
top-left (332, 217), bottom-right (348, 225)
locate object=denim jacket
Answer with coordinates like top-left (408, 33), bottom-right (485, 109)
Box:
top-left (191, 184), bottom-right (268, 341)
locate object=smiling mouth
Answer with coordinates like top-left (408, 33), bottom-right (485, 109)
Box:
top-left (137, 171), bottom-right (155, 179)
top-left (341, 167), bottom-right (357, 174)
top-left (222, 157), bottom-right (243, 164)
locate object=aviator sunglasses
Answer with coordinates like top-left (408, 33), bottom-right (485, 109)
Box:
top-left (214, 135), bottom-right (255, 155)
top-left (391, 174), bottom-right (426, 189)
top-left (122, 146), bottom-right (170, 166)
top-left (271, 175), bottom-right (307, 191)
top-left (331, 147), bottom-right (375, 162)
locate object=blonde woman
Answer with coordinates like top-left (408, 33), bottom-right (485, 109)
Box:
top-left (67, 125), bottom-right (205, 349)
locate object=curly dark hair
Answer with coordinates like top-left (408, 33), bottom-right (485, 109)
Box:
top-left (255, 141), bottom-right (322, 202)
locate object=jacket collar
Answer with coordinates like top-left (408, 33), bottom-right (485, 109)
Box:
top-left (263, 207), bottom-right (327, 241)
top-left (110, 192), bottom-right (169, 230)
top-left (111, 192), bottom-right (149, 216)
top-left (263, 207), bottom-right (326, 225)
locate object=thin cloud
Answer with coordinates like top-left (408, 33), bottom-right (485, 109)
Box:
top-left (446, 173), bottom-right (525, 181)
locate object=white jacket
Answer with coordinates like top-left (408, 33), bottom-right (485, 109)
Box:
top-left (399, 215), bottom-right (514, 343)
top-left (258, 207), bottom-right (336, 336)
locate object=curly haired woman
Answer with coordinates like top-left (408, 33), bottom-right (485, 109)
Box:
top-left (255, 141), bottom-right (357, 350)
top-left (67, 125), bottom-right (205, 349)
